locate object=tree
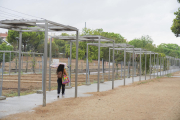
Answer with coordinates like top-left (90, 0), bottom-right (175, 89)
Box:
top-left (171, 8), bottom-right (180, 36)
top-left (7, 30), bottom-right (44, 52)
top-left (171, 0), bottom-right (180, 36)
top-left (156, 43), bottom-right (180, 58)
top-left (0, 37), bottom-right (3, 44)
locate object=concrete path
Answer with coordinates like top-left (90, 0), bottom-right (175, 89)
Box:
top-left (0, 68), bottom-right (179, 118)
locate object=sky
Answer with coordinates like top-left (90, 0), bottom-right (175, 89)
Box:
top-left (0, 0), bottom-right (179, 46)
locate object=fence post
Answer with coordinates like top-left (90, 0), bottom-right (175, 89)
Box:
top-left (9, 52), bottom-right (11, 75)
top-left (101, 58), bottom-right (104, 83)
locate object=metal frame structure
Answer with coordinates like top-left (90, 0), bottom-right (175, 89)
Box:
top-left (108, 44), bottom-right (134, 84)
top-left (109, 48), bottom-right (143, 85)
top-left (127, 50), bottom-right (158, 80)
top-left (49, 35), bottom-right (115, 93)
top-left (48, 36), bottom-right (92, 90)
top-left (0, 19), bottom-right (79, 106)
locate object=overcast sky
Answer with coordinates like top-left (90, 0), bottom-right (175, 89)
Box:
top-left (0, 0), bottom-right (179, 46)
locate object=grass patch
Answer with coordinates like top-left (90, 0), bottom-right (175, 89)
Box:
top-left (166, 73), bottom-right (172, 78)
top-left (135, 78), bottom-right (160, 85)
top-left (3, 90), bottom-right (37, 97)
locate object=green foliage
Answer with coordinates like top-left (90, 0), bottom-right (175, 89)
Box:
top-left (171, 0), bottom-right (180, 36)
top-left (129, 35), bottom-right (154, 50)
top-left (0, 43), bottom-right (14, 66)
top-left (7, 30), bottom-right (44, 52)
top-left (48, 41), bottom-right (59, 57)
top-left (65, 28), bottom-right (126, 61)
top-left (156, 43), bottom-right (180, 58)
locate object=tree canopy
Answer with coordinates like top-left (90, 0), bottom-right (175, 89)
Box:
top-left (7, 30), bottom-right (44, 52)
top-left (171, 0), bottom-right (180, 36)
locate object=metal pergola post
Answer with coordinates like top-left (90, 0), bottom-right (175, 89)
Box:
top-left (75, 30), bottom-right (79, 97)
top-left (156, 54), bottom-right (158, 77)
top-left (160, 57), bottom-right (161, 76)
top-left (97, 37), bottom-right (100, 92)
top-left (135, 53), bottom-right (136, 77)
top-left (85, 43), bottom-right (90, 85)
top-left (132, 47), bottom-right (134, 83)
top-left (150, 52), bottom-right (151, 79)
top-left (124, 45), bottom-right (126, 86)
top-left (69, 41), bottom-right (72, 87)
top-left (86, 44), bottom-right (88, 84)
top-left (18, 31), bottom-right (22, 96)
top-left (22, 53), bottom-right (23, 70)
top-left (9, 52), bottom-right (11, 75)
top-left (49, 37), bottom-right (52, 91)
top-left (108, 48), bottom-right (110, 81)
top-left (154, 54), bottom-right (156, 78)
top-left (112, 41), bottom-right (114, 89)
top-left (139, 49), bottom-right (141, 81)
top-left (43, 21), bottom-right (48, 106)
top-left (145, 53), bottom-right (147, 80)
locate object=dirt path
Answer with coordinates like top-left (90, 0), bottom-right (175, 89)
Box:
top-left (1, 76), bottom-right (180, 120)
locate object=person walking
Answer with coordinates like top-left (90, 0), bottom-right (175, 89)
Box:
top-left (56, 64), bottom-right (67, 98)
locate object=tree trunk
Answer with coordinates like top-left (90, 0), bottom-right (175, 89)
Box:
top-left (24, 43), bottom-right (26, 52)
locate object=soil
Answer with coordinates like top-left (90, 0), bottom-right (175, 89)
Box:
top-left (1, 72), bottom-right (180, 120)
top-left (2, 73), bottom-right (103, 97)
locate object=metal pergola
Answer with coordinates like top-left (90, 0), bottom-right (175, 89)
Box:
top-left (0, 19), bottom-right (79, 106)
top-left (79, 36), bottom-right (115, 92)
top-left (86, 43), bottom-right (132, 91)
top-left (48, 36), bottom-right (98, 90)
top-left (48, 35), bottom-right (115, 93)
top-left (109, 48), bottom-right (160, 85)
top-left (127, 50), bottom-right (158, 80)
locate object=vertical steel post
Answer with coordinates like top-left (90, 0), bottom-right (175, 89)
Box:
top-left (145, 53), bottom-right (147, 80)
top-left (140, 49), bottom-right (141, 81)
top-left (102, 58), bottom-right (104, 82)
top-left (87, 59), bottom-right (90, 84)
top-left (43, 21), bottom-right (48, 106)
top-left (33, 52), bottom-right (35, 73)
top-left (15, 52), bottom-right (17, 73)
top-left (157, 54), bottom-right (158, 77)
top-left (124, 45), bottom-right (126, 86)
top-left (121, 61), bottom-right (122, 79)
top-left (18, 31), bottom-right (22, 96)
top-left (97, 36), bottom-right (100, 92)
top-left (135, 53), bottom-right (136, 77)
top-left (9, 52), bottom-right (11, 75)
top-left (160, 57), bottom-right (161, 76)
top-left (75, 30), bottom-right (79, 98)
top-left (70, 41), bottom-right (72, 86)
top-left (22, 53), bottom-right (23, 70)
top-left (150, 52), bottom-right (151, 79)
top-left (132, 47), bottom-right (134, 83)
top-left (26, 54), bottom-right (29, 73)
top-left (154, 53), bottom-right (155, 78)
top-left (68, 57), bottom-right (71, 87)
top-left (49, 37), bottom-right (52, 91)
top-left (42, 56), bottom-right (44, 91)
top-left (86, 44), bottom-right (88, 84)
top-left (112, 41), bottom-right (115, 89)
top-left (109, 48), bottom-right (110, 81)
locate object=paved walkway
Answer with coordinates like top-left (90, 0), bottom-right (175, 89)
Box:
top-left (0, 69), bottom-right (179, 118)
